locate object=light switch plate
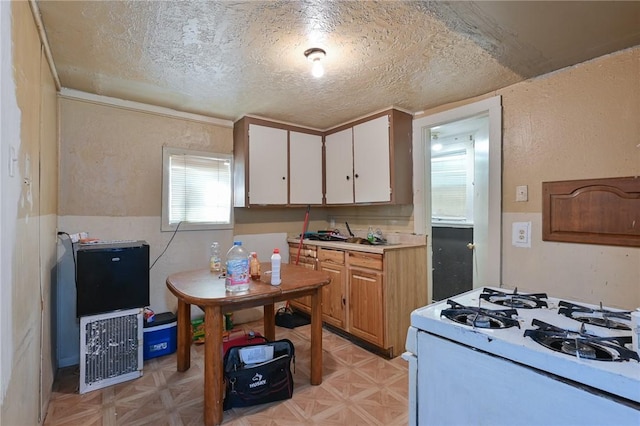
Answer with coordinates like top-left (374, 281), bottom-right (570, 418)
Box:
top-left (516, 185), bottom-right (528, 202)
top-left (512, 221), bottom-right (531, 248)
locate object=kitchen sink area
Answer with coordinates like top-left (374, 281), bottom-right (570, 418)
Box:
top-left (295, 230), bottom-right (425, 254)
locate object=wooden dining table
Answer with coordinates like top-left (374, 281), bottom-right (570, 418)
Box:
top-left (166, 262), bottom-right (331, 426)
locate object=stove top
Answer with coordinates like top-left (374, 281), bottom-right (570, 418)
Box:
top-left (558, 300), bottom-right (632, 330)
top-left (524, 319), bottom-right (639, 362)
top-left (441, 299), bottom-right (520, 329)
top-left (479, 287), bottom-right (548, 309)
top-left (409, 286), bottom-right (640, 404)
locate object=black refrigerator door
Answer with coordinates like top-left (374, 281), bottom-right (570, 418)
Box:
top-left (76, 242), bottom-right (150, 317)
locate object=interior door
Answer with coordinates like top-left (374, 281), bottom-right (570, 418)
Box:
top-left (412, 96), bottom-right (502, 302)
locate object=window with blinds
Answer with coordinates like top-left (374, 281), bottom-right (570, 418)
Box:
top-left (162, 147), bottom-right (233, 231)
top-left (431, 145), bottom-right (474, 224)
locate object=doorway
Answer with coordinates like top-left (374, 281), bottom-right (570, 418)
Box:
top-left (412, 96), bottom-right (502, 303)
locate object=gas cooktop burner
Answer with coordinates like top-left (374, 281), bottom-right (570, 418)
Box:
top-left (480, 288), bottom-right (548, 309)
top-left (524, 319), bottom-right (639, 362)
top-left (441, 300), bottom-right (520, 329)
top-left (558, 301), bottom-right (631, 330)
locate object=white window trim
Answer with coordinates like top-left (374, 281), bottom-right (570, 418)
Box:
top-left (161, 146), bottom-right (234, 232)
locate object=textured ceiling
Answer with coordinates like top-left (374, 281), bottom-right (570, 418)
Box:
top-left (36, 1), bottom-right (640, 129)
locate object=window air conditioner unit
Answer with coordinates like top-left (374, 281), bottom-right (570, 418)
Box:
top-left (79, 308), bottom-right (143, 394)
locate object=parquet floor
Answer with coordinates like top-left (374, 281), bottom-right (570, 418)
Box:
top-left (44, 320), bottom-right (409, 425)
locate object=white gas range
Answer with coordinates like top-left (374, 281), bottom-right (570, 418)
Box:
top-left (403, 287), bottom-right (640, 426)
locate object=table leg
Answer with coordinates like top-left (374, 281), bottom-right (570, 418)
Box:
top-left (203, 305), bottom-right (224, 426)
top-left (176, 299), bottom-right (191, 372)
top-left (310, 288), bottom-right (323, 385)
top-left (263, 303), bottom-right (275, 341)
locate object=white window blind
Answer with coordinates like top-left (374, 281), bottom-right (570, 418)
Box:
top-left (431, 150), bottom-right (472, 222)
top-left (162, 147), bottom-right (233, 231)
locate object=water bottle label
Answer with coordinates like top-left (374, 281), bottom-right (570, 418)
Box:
top-left (227, 258), bottom-right (249, 286)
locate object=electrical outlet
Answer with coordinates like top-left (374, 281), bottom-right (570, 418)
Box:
top-left (512, 222), bottom-right (531, 248)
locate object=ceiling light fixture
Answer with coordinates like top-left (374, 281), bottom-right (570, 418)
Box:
top-left (304, 47), bottom-right (326, 78)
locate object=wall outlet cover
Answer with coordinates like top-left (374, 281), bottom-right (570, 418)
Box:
top-left (512, 221), bottom-right (531, 248)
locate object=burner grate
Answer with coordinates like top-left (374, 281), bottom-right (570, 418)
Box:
top-left (441, 300), bottom-right (520, 329)
top-left (558, 301), bottom-right (631, 330)
top-left (524, 319), bottom-right (639, 362)
top-left (480, 287), bottom-right (548, 309)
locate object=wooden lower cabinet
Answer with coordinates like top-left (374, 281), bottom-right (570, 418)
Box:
top-left (317, 248), bottom-right (346, 329)
top-left (344, 247), bottom-right (428, 357)
top-left (288, 241), bottom-right (427, 358)
top-left (348, 267), bottom-right (384, 346)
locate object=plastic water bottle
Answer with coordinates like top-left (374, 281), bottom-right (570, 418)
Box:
top-left (225, 241), bottom-right (250, 292)
top-left (210, 242), bottom-right (222, 273)
top-left (270, 248), bottom-right (282, 285)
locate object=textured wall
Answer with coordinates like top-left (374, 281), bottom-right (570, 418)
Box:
top-left (1, 1), bottom-right (58, 423)
top-left (497, 47), bottom-right (639, 308)
top-left (501, 47), bottom-right (640, 213)
top-left (58, 100), bottom-right (232, 217)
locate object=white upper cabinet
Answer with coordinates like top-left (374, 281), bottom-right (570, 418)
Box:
top-left (326, 114), bottom-right (397, 205)
top-left (233, 117), bottom-right (324, 207)
top-left (234, 109), bottom-right (412, 207)
top-left (289, 131), bottom-right (323, 205)
top-left (325, 128), bottom-right (354, 204)
top-left (353, 115), bottom-right (391, 203)
top-left (248, 124), bottom-right (288, 205)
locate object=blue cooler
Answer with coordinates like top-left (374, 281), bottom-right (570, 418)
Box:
top-left (143, 312), bottom-right (177, 360)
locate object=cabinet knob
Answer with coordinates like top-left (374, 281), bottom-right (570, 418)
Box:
top-left (346, 176), bottom-right (350, 180)
top-left (467, 243), bottom-right (475, 250)
top-left (282, 176), bottom-right (286, 180)
top-left (354, 173), bottom-right (359, 179)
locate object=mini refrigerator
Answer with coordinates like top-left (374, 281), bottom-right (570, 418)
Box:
top-left (76, 240), bottom-right (150, 317)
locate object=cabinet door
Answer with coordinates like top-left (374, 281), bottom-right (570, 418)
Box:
top-left (348, 268), bottom-right (384, 346)
top-left (325, 128), bottom-right (354, 204)
top-left (248, 124), bottom-right (288, 204)
top-left (289, 131), bottom-right (323, 205)
top-left (353, 115), bottom-right (391, 203)
top-left (318, 261), bottom-right (346, 329)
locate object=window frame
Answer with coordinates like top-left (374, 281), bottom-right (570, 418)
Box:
top-left (161, 146), bottom-right (234, 232)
